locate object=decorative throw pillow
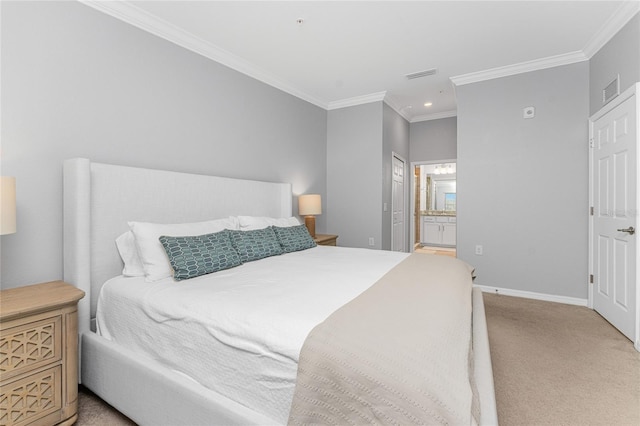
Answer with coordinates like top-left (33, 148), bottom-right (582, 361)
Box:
top-left (159, 230), bottom-right (242, 281)
top-left (272, 224), bottom-right (317, 253)
top-left (129, 217), bottom-right (239, 282)
top-left (228, 227), bottom-right (283, 263)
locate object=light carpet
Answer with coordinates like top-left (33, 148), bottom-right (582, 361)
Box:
top-left (484, 293), bottom-right (640, 425)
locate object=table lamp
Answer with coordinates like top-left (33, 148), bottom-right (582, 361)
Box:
top-left (1, 176), bottom-right (16, 235)
top-left (298, 194), bottom-right (321, 238)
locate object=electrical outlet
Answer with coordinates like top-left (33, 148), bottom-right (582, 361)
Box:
top-left (369, 237), bottom-right (375, 246)
top-left (475, 245), bottom-right (483, 255)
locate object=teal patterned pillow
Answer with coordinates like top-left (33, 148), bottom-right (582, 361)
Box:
top-left (272, 225), bottom-right (317, 253)
top-left (228, 227), bottom-right (283, 263)
top-left (159, 230), bottom-right (242, 281)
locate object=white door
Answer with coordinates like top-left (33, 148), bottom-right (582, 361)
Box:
top-left (591, 89), bottom-right (637, 347)
top-left (392, 155), bottom-right (406, 252)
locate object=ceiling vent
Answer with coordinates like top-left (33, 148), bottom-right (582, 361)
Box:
top-left (405, 68), bottom-right (437, 80)
top-left (603, 75), bottom-right (620, 105)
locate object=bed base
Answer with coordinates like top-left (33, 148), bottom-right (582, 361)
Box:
top-left (81, 332), bottom-right (275, 425)
top-left (472, 286), bottom-right (498, 425)
top-left (80, 287), bottom-right (497, 426)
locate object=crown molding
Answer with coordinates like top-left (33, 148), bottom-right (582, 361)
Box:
top-left (451, 2), bottom-right (639, 88)
top-left (382, 95), bottom-right (411, 122)
top-left (80, 0), bottom-right (638, 116)
top-left (450, 51), bottom-right (587, 87)
top-left (81, 1), bottom-right (393, 115)
top-left (410, 110), bottom-right (457, 123)
top-left (327, 91), bottom-right (387, 110)
top-left (79, 0), bottom-right (328, 109)
top-left (582, 1), bottom-right (640, 58)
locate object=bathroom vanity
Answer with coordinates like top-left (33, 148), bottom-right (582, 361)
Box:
top-left (421, 214), bottom-right (456, 247)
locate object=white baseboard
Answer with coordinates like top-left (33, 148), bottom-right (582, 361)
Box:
top-left (474, 284), bottom-right (588, 307)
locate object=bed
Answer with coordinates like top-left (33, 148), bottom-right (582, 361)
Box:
top-left (62, 158), bottom-right (498, 425)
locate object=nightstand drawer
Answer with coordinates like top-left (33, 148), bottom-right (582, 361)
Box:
top-left (0, 365), bottom-right (63, 426)
top-left (0, 314), bottom-right (62, 381)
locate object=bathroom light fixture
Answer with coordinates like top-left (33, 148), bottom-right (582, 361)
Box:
top-left (433, 163), bottom-right (455, 175)
top-left (298, 194), bottom-right (321, 238)
top-left (424, 102), bottom-right (433, 107)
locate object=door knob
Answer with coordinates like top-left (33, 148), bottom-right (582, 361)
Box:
top-left (617, 226), bottom-right (635, 235)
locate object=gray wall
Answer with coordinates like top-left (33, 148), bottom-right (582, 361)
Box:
top-left (326, 102), bottom-right (383, 249)
top-left (326, 102), bottom-right (409, 251)
top-left (0, 1), bottom-right (327, 289)
top-left (382, 103), bottom-right (410, 251)
top-left (409, 117), bottom-right (457, 163)
top-left (456, 62), bottom-right (590, 299)
top-left (589, 13), bottom-right (640, 116)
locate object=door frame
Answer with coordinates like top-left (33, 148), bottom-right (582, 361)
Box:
top-left (391, 152), bottom-right (408, 252)
top-left (409, 158), bottom-right (457, 252)
top-left (588, 82), bottom-right (640, 351)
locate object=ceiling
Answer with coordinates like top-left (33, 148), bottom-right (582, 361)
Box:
top-left (83, 1), bottom-right (639, 122)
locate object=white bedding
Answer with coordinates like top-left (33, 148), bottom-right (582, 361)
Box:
top-left (96, 245), bottom-right (408, 424)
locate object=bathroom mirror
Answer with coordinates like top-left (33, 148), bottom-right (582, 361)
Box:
top-left (431, 179), bottom-right (456, 211)
top-left (418, 163), bottom-right (456, 213)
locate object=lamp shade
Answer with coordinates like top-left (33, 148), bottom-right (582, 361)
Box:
top-left (298, 194), bottom-right (322, 216)
top-left (1, 176), bottom-right (16, 235)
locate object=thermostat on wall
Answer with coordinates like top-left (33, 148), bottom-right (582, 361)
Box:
top-left (523, 106), bottom-right (535, 119)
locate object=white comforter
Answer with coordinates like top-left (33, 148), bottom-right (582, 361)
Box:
top-left (97, 246), bottom-right (408, 424)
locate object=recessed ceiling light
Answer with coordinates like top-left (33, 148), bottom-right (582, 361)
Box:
top-left (424, 102), bottom-right (433, 107)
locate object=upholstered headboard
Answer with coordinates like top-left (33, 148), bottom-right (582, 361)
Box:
top-left (63, 158), bottom-right (292, 334)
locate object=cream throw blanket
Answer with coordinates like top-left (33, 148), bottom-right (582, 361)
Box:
top-left (288, 254), bottom-right (478, 425)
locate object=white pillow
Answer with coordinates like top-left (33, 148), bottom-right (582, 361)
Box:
top-left (237, 216), bottom-right (300, 231)
top-left (115, 231), bottom-right (145, 277)
top-left (129, 217), bottom-right (239, 282)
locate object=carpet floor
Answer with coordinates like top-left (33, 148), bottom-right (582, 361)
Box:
top-left (484, 293), bottom-right (640, 426)
top-left (76, 293), bottom-right (640, 425)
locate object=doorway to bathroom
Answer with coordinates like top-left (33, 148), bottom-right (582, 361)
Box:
top-left (411, 161), bottom-right (457, 256)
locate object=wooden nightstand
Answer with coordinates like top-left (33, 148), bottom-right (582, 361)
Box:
top-left (315, 234), bottom-right (338, 246)
top-left (0, 281), bottom-right (85, 426)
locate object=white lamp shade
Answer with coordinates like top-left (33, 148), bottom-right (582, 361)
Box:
top-left (1, 176), bottom-right (16, 235)
top-left (298, 194), bottom-right (322, 216)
